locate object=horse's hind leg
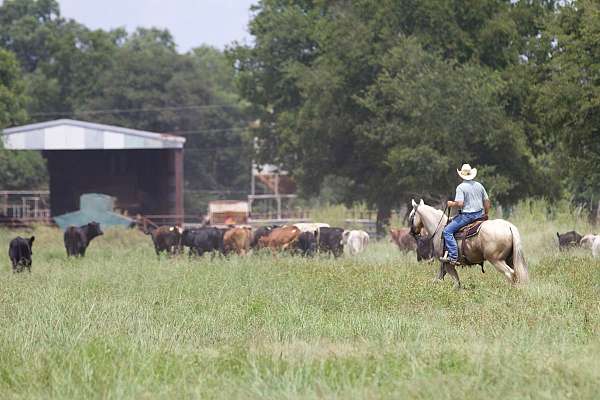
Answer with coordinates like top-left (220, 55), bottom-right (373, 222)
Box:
top-left (445, 263), bottom-right (461, 289)
top-left (490, 260), bottom-right (515, 284)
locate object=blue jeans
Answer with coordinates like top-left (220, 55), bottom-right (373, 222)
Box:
top-left (443, 210), bottom-right (484, 261)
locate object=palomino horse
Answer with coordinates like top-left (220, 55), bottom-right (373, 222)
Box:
top-left (409, 199), bottom-right (528, 288)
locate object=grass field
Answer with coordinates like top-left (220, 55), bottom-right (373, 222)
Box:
top-left (1, 202), bottom-right (599, 399)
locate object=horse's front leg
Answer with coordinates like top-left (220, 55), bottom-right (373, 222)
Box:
top-left (444, 263), bottom-right (462, 289)
top-left (433, 261), bottom-right (446, 283)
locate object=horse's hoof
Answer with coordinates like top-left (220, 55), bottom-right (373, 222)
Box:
top-left (432, 278), bottom-right (444, 284)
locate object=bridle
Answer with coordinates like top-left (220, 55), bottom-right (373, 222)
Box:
top-left (409, 203), bottom-right (448, 241)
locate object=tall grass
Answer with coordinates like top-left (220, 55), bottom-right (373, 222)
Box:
top-left (0, 200), bottom-right (598, 399)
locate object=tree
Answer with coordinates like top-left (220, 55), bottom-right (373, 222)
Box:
top-left (535, 0), bottom-right (600, 209)
top-left (232, 0), bottom-right (554, 230)
top-left (0, 49), bottom-right (27, 126)
top-left (1, 1), bottom-right (251, 202)
top-left (0, 0), bottom-right (62, 73)
top-left (356, 39), bottom-right (535, 209)
top-left (0, 49), bottom-right (47, 189)
top-left (0, 0), bottom-right (123, 118)
top-left (81, 30), bottom-right (250, 213)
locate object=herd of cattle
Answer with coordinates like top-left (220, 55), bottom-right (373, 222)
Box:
top-left (7, 223), bottom-right (597, 273)
top-left (147, 223), bottom-right (434, 261)
top-left (6, 220), bottom-right (430, 273)
top-left (148, 223), bottom-right (372, 259)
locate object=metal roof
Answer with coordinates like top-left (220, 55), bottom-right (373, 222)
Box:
top-left (1, 119), bottom-right (185, 150)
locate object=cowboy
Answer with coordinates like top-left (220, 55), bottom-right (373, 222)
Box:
top-left (440, 164), bottom-right (490, 265)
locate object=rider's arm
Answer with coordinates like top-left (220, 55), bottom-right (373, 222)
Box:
top-left (447, 186), bottom-right (464, 208)
top-left (482, 184), bottom-right (490, 215)
top-left (447, 200), bottom-right (464, 208)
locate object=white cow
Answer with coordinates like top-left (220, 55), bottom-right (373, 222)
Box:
top-left (580, 234), bottom-right (600, 258)
top-left (342, 230), bottom-right (369, 256)
top-left (293, 223), bottom-right (330, 233)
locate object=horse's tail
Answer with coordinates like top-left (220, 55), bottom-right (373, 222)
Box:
top-left (510, 225), bottom-right (529, 285)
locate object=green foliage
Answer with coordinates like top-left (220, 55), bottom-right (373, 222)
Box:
top-left (535, 0), bottom-right (600, 206)
top-left (232, 0), bottom-right (558, 221)
top-left (0, 49), bottom-right (27, 126)
top-left (0, 0), bottom-right (122, 116)
top-left (0, 2), bottom-right (250, 208)
top-left (0, 149), bottom-right (47, 189)
top-left (357, 39), bottom-right (536, 205)
top-left (1, 0), bottom-right (596, 216)
top-left (79, 32), bottom-right (251, 213)
top-left (0, 0), bottom-right (61, 73)
top-left (0, 48), bottom-right (47, 190)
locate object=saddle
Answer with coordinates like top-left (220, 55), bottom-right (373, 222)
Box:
top-left (454, 215), bottom-right (487, 240)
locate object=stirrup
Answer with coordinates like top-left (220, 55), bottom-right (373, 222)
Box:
top-left (439, 252), bottom-right (458, 265)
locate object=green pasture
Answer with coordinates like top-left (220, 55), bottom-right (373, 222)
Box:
top-left (0, 201), bottom-right (599, 399)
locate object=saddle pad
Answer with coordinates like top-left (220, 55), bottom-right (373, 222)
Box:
top-left (454, 218), bottom-right (486, 240)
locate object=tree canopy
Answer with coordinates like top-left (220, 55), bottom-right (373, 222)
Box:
top-left (0, 48), bottom-right (47, 189)
top-left (535, 0), bottom-right (600, 208)
top-left (231, 0), bottom-right (564, 227)
top-left (1, 0), bottom-right (599, 221)
top-left (0, 0), bottom-right (250, 212)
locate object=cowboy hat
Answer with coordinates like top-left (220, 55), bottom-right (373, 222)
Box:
top-left (457, 164), bottom-right (477, 180)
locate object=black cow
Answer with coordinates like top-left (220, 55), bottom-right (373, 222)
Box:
top-left (251, 225), bottom-right (280, 249)
top-left (146, 225), bottom-right (182, 257)
top-left (8, 236), bottom-right (35, 273)
top-left (557, 231), bottom-right (582, 250)
top-left (296, 231), bottom-right (317, 256)
top-left (64, 222), bottom-right (103, 257)
top-left (182, 227), bottom-right (225, 257)
top-left (416, 235), bottom-right (434, 262)
top-left (318, 227), bottom-right (344, 257)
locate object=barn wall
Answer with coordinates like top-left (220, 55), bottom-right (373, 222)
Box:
top-left (44, 149), bottom-right (183, 217)
top-left (170, 149), bottom-right (184, 219)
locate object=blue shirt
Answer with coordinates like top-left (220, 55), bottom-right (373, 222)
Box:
top-left (455, 180), bottom-right (488, 213)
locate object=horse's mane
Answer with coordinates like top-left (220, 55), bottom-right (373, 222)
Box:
top-left (419, 203), bottom-right (444, 218)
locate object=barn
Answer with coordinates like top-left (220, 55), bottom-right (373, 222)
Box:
top-left (2, 119), bottom-right (185, 219)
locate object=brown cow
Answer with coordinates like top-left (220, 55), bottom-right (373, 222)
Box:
top-left (223, 227), bottom-right (252, 255)
top-left (258, 226), bottom-right (301, 252)
top-left (390, 228), bottom-right (417, 252)
top-left (147, 225), bottom-right (183, 257)
top-left (391, 227), bottom-right (434, 262)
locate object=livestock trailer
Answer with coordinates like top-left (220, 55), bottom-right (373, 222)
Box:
top-left (208, 200), bottom-right (249, 226)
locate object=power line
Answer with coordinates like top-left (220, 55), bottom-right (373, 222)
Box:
top-left (29, 104), bottom-right (242, 117)
top-left (187, 189), bottom-right (248, 194)
top-left (171, 127), bottom-right (246, 135)
top-left (183, 146), bottom-right (249, 153)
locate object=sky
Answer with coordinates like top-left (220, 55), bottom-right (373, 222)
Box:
top-left (57, 0), bottom-right (257, 52)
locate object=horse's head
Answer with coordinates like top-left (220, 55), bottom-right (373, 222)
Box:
top-left (409, 199), bottom-right (425, 237)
